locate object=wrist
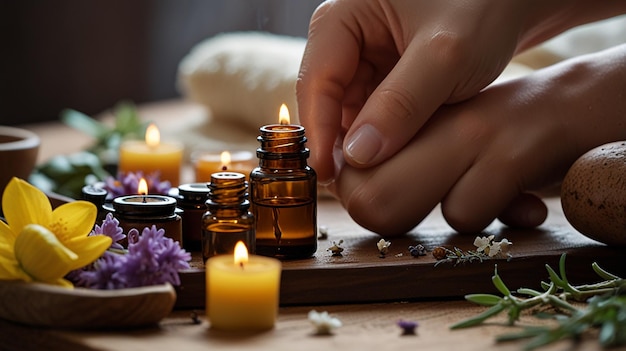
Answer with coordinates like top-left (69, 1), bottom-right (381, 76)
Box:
top-left (517, 0), bottom-right (626, 52)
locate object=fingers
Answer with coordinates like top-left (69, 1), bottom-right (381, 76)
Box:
top-left (497, 193), bottom-right (548, 229)
top-left (342, 34), bottom-right (458, 168)
top-left (334, 112), bottom-right (477, 236)
top-left (297, 1), bottom-right (362, 184)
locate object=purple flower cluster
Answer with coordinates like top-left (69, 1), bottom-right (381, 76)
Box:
top-left (90, 213), bottom-right (126, 250)
top-left (69, 214), bottom-right (191, 289)
top-left (104, 171), bottom-right (171, 198)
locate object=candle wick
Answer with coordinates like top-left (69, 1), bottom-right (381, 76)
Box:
top-left (222, 165), bottom-right (227, 171)
top-left (142, 195), bottom-right (147, 203)
top-left (239, 262), bottom-right (244, 269)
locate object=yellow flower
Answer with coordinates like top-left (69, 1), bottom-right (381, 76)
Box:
top-left (0, 177), bottom-right (111, 287)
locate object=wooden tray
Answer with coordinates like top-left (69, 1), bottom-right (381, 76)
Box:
top-left (174, 198), bottom-right (626, 308)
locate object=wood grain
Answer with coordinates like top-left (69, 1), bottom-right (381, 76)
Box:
top-left (174, 197), bottom-right (626, 308)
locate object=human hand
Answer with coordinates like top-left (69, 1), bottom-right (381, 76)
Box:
top-left (297, 0), bottom-right (626, 185)
top-left (328, 45), bottom-right (626, 235)
top-left (297, 0), bottom-right (534, 184)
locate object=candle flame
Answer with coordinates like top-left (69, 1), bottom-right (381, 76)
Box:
top-left (138, 178), bottom-right (148, 195)
top-left (278, 104), bottom-right (290, 125)
top-left (220, 151), bottom-right (231, 170)
top-left (145, 123), bottom-right (160, 147)
top-left (234, 241), bottom-right (248, 266)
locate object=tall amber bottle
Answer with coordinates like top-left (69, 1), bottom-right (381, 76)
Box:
top-left (201, 172), bottom-right (255, 262)
top-left (250, 123), bottom-right (317, 259)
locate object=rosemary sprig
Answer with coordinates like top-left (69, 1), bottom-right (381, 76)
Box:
top-left (451, 253), bottom-right (626, 350)
top-left (433, 246), bottom-right (488, 267)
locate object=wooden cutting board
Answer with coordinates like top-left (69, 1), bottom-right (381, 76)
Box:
top-left (175, 197), bottom-right (625, 308)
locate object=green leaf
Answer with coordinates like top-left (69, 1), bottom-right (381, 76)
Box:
top-left (450, 304), bottom-right (506, 329)
top-left (592, 262), bottom-right (620, 281)
top-left (492, 265), bottom-right (512, 296)
top-left (465, 294), bottom-right (503, 306)
top-left (61, 109), bottom-right (107, 139)
top-left (113, 101), bottom-right (144, 135)
top-left (545, 263), bottom-right (564, 286)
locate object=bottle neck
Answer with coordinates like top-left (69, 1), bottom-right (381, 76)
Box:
top-left (206, 172), bottom-right (248, 208)
top-left (256, 124), bottom-right (310, 170)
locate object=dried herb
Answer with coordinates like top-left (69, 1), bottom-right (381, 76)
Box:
top-left (451, 253), bottom-right (626, 350)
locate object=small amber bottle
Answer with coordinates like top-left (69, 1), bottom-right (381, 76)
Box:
top-left (176, 183), bottom-right (211, 252)
top-left (250, 124), bottom-right (317, 259)
top-left (202, 172), bottom-right (255, 262)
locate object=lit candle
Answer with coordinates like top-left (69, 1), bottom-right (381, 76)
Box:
top-left (118, 123), bottom-right (184, 185)
top-left (109, 178), bottom-right (183, 244)
top-left (206, 241), bottom-right (281, 331)
top-left (194, 150), bottom-right (255, 182)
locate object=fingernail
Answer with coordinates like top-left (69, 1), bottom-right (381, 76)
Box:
top-left (345, 124), bottom-right (382, 165)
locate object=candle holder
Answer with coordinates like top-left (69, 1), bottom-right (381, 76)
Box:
top-left (202, 172), bottom-right (255, 261)
top-left (108, 195), bottom-right (183, 244)
top-left (250, 124), bottom-right (317, 259)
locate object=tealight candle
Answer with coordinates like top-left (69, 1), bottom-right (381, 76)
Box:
top-left (206, 241), bottom-right (281, 331)
top-left (108, 178), bottom-right (183, 244)
top-left (118, 123), bottom-right (184, 186)
top-left (194, 150), bottom-right (255, 182)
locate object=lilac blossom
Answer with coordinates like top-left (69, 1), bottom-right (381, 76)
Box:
top-left (69, 218), bottom-right (190, 289)
top-left (104, 171), bottom-right (171, 198)
top-left (89, 213), bottom-right (125, 250)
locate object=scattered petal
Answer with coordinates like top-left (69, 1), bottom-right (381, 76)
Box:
top-left (397, 319), bottom-right (418, 335)
top-left (327, 240), bottom-right (344, 256)
top-left (377, 239), bottom-right (391, 257)
top-left (308, 310), bottom-right (342, 335)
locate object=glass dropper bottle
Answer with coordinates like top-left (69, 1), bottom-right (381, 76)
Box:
top-left (201, 172), bottom-right (255, 262)
top-left (250, 104), bottom-right (317, 259)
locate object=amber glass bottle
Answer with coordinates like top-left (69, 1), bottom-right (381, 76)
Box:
top-left (177, 183), bottom-right (211, 252)
top-left (201, 172), bottom-right (255, 262)
top-left (250, 124), bottom-right (317, 259)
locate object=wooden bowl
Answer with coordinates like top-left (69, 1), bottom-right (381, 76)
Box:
top-left (0, 281), bottom-right (176, 329)
top-left (0, 126), bottom-right (40, 196)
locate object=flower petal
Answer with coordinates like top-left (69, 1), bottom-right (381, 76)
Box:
top-left (49, 201), bottom-right (97, 243)
top-left (14, 224), bottom-right (77, 283)
top-left (2, 178), bottom-right (52, 234)
top-left (0, 219), bottom-right (16, 244)
top-left (0, 255), bottom-right (32, 282)
top-left (64, 235), bottom-right (112, 271)
top-left (0, 220), bottom-right (16, 255)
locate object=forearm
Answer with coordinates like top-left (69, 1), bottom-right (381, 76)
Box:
top-left (518, 0), bottom-right (626, 52)
top-left (547, 44), bottom-right (626, 158)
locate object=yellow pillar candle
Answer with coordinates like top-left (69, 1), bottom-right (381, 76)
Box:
top-left (118, 124), bottom-right (184, 186)
top-left (194, 150), bottom-right (255, 182)
top-left (206, 241), bottom-right (281, 331)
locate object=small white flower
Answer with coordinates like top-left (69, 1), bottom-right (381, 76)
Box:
top-left (308, 310), bottom-right (342, 335)
top-left (473, 235), bottom-right (495, 253)
top-left (493, 238), bottom-right (513, 257)
top-left (377, 239), bottom-right (391, 255)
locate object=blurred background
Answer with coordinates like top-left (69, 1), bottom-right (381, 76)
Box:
top-left (0, 0), bottom-right (322, 126)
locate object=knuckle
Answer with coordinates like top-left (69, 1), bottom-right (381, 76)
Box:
top-left (426, 30), bottom-right (468, 71)
top-left (376, 85), bottom-right (416, 124)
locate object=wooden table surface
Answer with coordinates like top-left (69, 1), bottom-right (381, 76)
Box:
top-left (5, 100), bottom-right (622, 351)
